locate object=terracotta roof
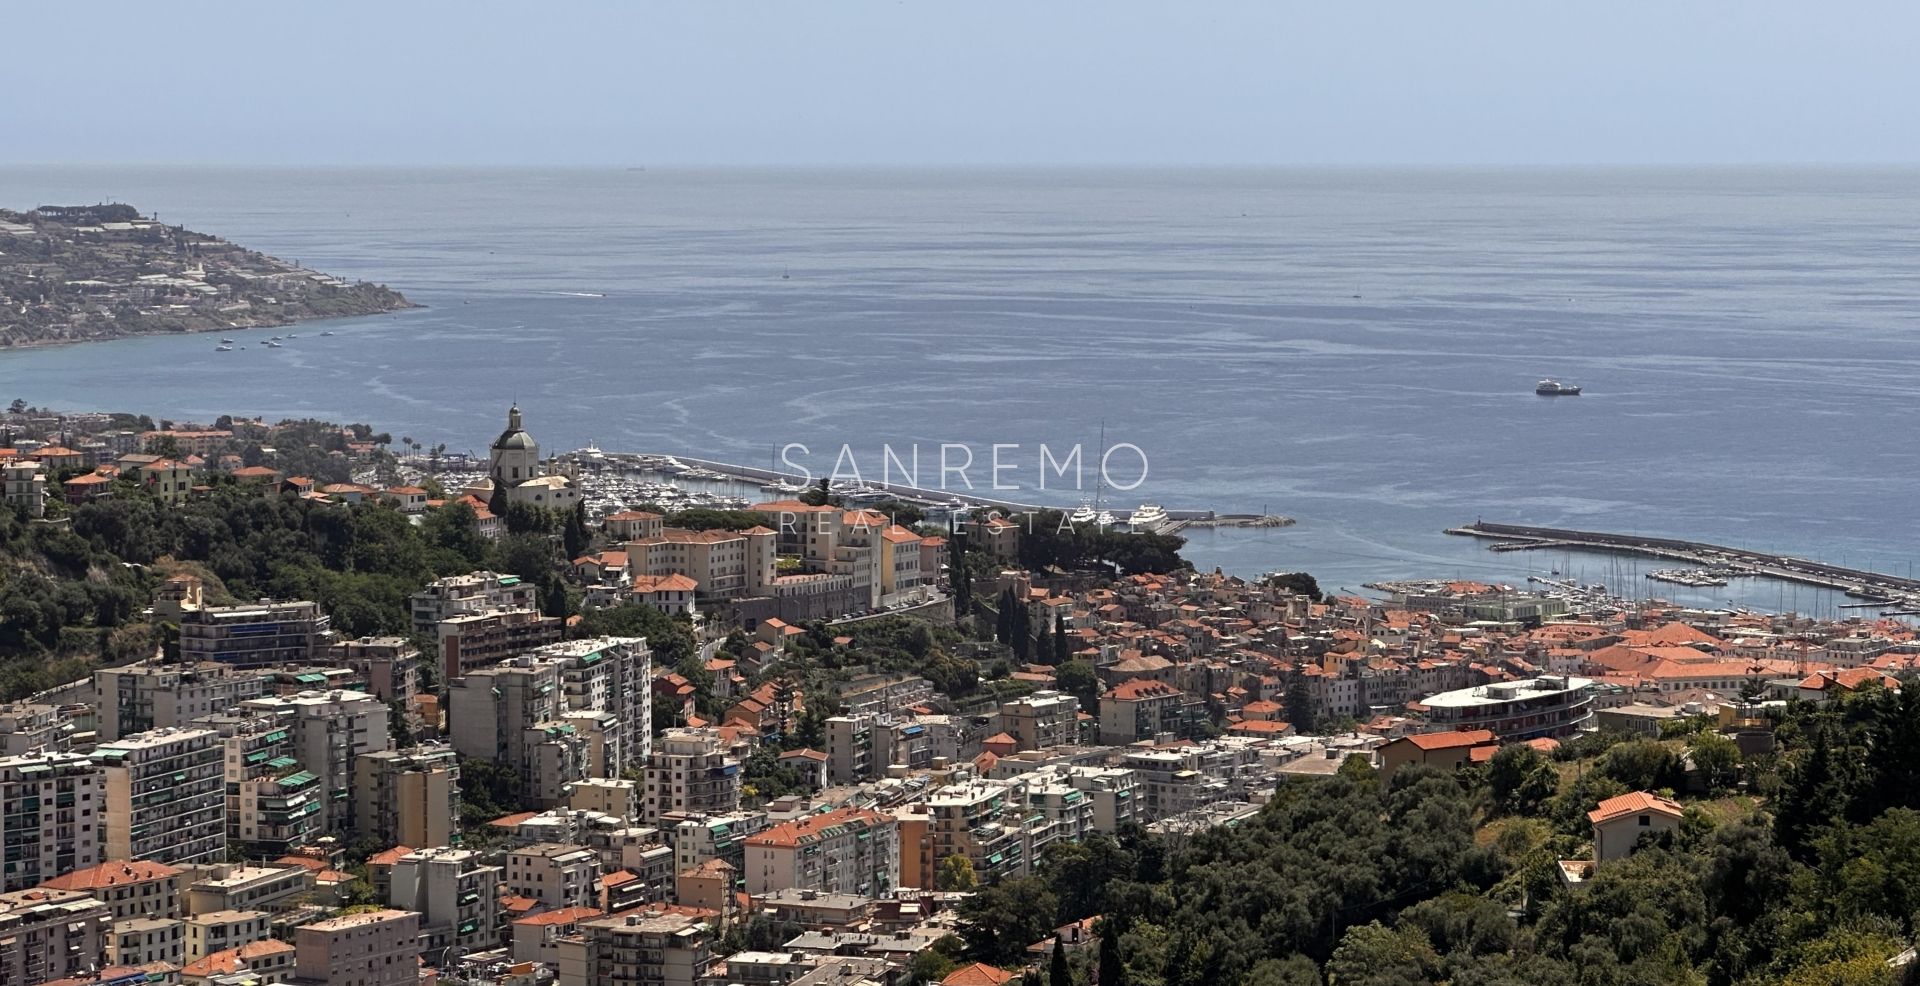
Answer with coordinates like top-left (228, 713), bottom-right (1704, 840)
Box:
top-left (1107, 678), bottom-right (1181, 701)
top-left (745, 807), bottom-right (891, 850)
top-left (180, 939), bottom-right (295, 977)
top-left (944, 963), bottom-right (1017, 986)
top-left (632, 574), bottom-right (699, 593)
top-left (42, 860), bottom-right (181, 890)
top-left (515, 905), bottom-right (605, 927)
top-left (1401, 729), bottom-right (1497, 751)
top-left (1588, 790), bottom-right (1684, 825)
top-left (368, 845), bottom-right (415, 867)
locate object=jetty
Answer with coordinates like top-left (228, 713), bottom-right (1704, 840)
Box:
top-left (1448, 521), bottom-right (1920, 609)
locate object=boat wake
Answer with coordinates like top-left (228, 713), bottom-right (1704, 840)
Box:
top-left (545, 291), bottom-right (606, 298)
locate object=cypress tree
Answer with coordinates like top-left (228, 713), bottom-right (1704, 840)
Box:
top-left (1050, 940), bottom-right (1070, 986)
top-left (1053, 612), bottom-right (1070, 665)
top-left (1097, 920), bottom-right (1123, 986)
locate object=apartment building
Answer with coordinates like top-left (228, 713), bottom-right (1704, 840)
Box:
top-left (93, 726), bottom-right (226, 865)
top-left (293, 909), bottom-right (421, 986)
top-left (557, 910), bottom-right (715, 986)
top-left (42, 860), bottom-right (182, 924)
top-left (201, 711), bottom-right (321, 855)
top-left (354, 745), bottom-right (461, 850)
top-left (743, 808), bottom-right (899, 897)
top-left (411, 570), bottom-right (543, 634)
top-left (627, 526), bottom-right (776, 599)
top-left (1418, 675), bottom-right (1597, 741)
top-left (505, 843), bottom-right (601, 911)
top-left (644, 729), bottom-right (741, 824)
top-left (0, 703), bottom-right (72, 756)
top-left (327, 636), bottom-right (424, 704)
top-left (110, 915), bottom-right (185, 967)
top-left (390, 847), bottom-right (502, 954)
top-left (153, 576), bottom-right (332, 668)
top-left (540, 636), bottom-right (652, 772)
top-left (436, 608), bottom-right (567, 682)
top-left (999, 691), bottom-right (1081, 752)
top-left (242, 689), bottom-right (389, 833)
top-left (1098, 678), bottom-right (1205, 745)
top-left (0, 888), bottom-right (112, 984)
top-left (185, 864), bottom-right (313, 915)
top-left (95, 663), bottom-right (270, 742)
top-left (672, 812), bottom-right (770, 883)
top-left (185, 908), bottom-right (271, 961)
top-left (0, 459), bottom-right (47, 518)
top-left (0, 751), bottom-right (102, 891)
top-left (566, 777), bottom-right (639, 822)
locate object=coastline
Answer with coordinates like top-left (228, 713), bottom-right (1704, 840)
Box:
top-left (0, 298), bottom-right (426, 353)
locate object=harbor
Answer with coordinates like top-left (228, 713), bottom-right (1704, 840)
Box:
top-left (408, 446), bottom-right (1242, 534)
top-left (1448, 521), bottom-right (1920, 613)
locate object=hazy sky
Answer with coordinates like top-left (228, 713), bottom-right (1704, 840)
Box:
top-left (6, 1), bottom-right (1914, 166)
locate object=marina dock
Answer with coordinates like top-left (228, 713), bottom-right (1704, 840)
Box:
top-left (1448, 521), bottom-right (1920, 610)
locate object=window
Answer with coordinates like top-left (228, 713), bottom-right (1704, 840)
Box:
top-left (1638, 815), bottom-right (1651, 827)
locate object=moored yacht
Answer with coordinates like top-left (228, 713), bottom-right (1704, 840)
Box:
top-left (1129, 504), bottom-right (1171, 532)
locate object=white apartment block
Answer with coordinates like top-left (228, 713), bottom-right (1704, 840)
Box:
top-left (242, 689), bottom-right (389, 833)
top-left (0, 751), bottom-right (102, 892)
top-left (743, 807), bottom-right (899, 898)
top-left (95, 663), bottom-right (270, 742)
top-left (644, 729), bottom-right (741, 823)
top-left (93, 727), bottom-right (226, 865)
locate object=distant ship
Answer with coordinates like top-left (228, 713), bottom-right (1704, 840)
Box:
top-left (215, 344), bottom-right (233, 352)
top-left (1535, 379), bottom-right (1582, 396)
top-left (1129, 504), bottom-right (1171, 533)
top-left (1067, 501), bottom-right (1098, 525)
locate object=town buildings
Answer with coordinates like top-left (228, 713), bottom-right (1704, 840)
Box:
top-left (355, 745), bottom-right (461, 850)
top-left (293, 908), bottom-right (421, 986)
top-left (94, 726), bottom-right (226, 865)
top-left (743, 808), bottom-right (900, 897)
top-left (0, 751), bottom-right (102, 892)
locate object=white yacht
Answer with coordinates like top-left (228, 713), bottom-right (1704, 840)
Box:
top-left (1067, 501), bottom-right (1098, 525)
top-left (1129, 504), bottom-right (1171, 533)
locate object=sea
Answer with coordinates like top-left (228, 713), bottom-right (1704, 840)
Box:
top-left (4, 165), bottom-right (1919, 619)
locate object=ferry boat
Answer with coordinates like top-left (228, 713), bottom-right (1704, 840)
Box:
top-left (1535, 379), bottom-right (1582, 396)
top-left (1129, 504), bottom-right (1171, 533)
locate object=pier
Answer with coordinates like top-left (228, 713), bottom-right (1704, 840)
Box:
top-left (1448, 521), bottom-right (1920, 609)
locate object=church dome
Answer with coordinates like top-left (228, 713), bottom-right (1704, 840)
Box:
top-left (493, 405), bottom-right (537, 451)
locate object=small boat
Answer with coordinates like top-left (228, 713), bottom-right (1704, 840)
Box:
top-left (220, 337), bottom-right (235, 344)
top-left (264, 340), bottom-right (282, 348)
top-left (286, 333), bottom-right (298, 338)
top-left (215, 344), bottom-right (233, 352)
top-left (321, 331), bottom-right (335, 336)
top-left (1536, 379), bottom-right (1582, 396)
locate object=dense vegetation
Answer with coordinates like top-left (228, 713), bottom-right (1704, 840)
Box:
top-left (0, 475), bottom-right (684, 697)
top-left (957, 688), bottom-right (1920, 986)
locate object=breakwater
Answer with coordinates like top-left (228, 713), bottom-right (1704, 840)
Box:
top-left (1447, 521), bottom-right (1920, 607)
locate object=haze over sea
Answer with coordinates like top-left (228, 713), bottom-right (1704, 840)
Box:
top-left (4, 166), bottom-right (1918, 617)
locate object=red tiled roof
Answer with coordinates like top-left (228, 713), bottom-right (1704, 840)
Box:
top-left (1588, 791), bottom-right (1684, 825)
top-left (42, 860), bottom-right (181, 890)
top-left (746, 807), bottom-right (891, 850)
top-left (1402, 729), bottom-right (1497, 751)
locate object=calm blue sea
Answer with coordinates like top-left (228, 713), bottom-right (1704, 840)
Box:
top-left (4, 166), bottom-right (1918, 616)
